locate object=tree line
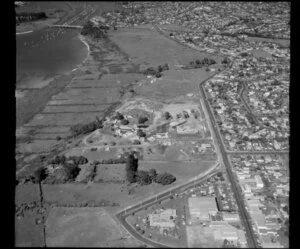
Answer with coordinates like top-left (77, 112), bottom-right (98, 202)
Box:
top-left (126, 152), bottom-right (176, 185)
top-left (80, 21), bottom-right (108, 39)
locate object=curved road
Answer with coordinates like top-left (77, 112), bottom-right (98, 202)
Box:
top-left (115, 166), bottom-right (222, 248)
top-left (113, 24), bottom-right (266, 248)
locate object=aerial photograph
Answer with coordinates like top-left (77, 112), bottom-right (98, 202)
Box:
top-left (15, 1), bottom-right (289, 247)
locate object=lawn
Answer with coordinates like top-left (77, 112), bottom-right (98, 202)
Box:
top-left (45, 207), bottom-right (142, 247)
top-left (109, 28), bottom-right (221, 71)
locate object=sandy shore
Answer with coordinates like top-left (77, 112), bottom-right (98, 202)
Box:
top-left (78, 34), bottom-right (90, 63)
top-left (16, 30), bottom-right (33, 35)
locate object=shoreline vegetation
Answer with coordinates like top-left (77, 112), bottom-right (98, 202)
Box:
top-left (16, 21), bottom-right (112, 128)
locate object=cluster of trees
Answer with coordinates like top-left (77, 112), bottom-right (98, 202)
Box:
top-left (137, 129), bottom-right (146, 137)
top-left (33, 167), bottom-right (47, 183)
top-left (138, 116), bottom-right (149, 124)
top-left (221, 57), bottom-right (231, 64)
top-left (33, 155), bottom-right (85, 184)
top-left (48, 155), bottom-right (88, 166)
top-left (81, 21), bottom-right (108, 39)
top-left (113, 112), bottom-right (130, 125)
top-left (70, 117), bottom-right (103, 137)
top-left (187, 58), bottom-right (216, 69)
top-left (16, 12), bottom-right (47, 23)
top-left (114, 112), bottom-right (124, 120)
top-left (142, 63), bottom-right (169, 78)
top-left (125, 153), bottom-right (176, 185)
top-left (93, 158), bottom-right (127, 165)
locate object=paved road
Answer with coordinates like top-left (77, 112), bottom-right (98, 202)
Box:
top-left (115, 165), bottom-right (221, 247)
top-left (227, 150), bottom-right (289, 155)
top-left (198, 82), bottom-right (259, 248)
top-left (113, 25), bottom-right (261, 248)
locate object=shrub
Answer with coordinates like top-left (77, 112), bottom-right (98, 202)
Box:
top-left (137, 129), bottom-right (146, 137)
top-left (63, 164), bottom-right (80, 180)
top-left (81, 21), bottom-right (107, 39)
top-left (133, 140), bottom-right (141, 145)
top-left (48, 155), bottom-right (66, 165)
top-left (155, 173), bottom-right (176, 185)
top-left (164, 111), bottom-right (172, 120)
top-left (162, 63), bottom-right (169, 71)
top-left (143, 67), bottom-right (157, 76)
top-left (68, 156), bottom-right (88, 165)
top-left (148, 169), bottom-right (157, 181)
top-left (114, 112), bottom-right (124, 120)
top-left (136, 170), bottom-right (152, 185)
top-left (126, 170), bottom-right (136, 183)
top-left (121, 119), bottom-right (129, 125)
top-left (222, 57), bottom-right (230, 64)
top-left (155, 72), bottom-right (162, 78)
top-left (138, 116), bottom-right (148, 124)
top-left (70, 119), bottom-right (103, 137)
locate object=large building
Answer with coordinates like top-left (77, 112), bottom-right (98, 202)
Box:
top-left (188, 197), bottom-right (218, 222)
top-left (206, 222), bottom-right (247, 247)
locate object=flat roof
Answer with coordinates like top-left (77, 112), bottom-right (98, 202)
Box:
top-left (188, 197), bottom-right (218, 213)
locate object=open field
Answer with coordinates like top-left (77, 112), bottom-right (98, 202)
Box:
top-left (45, 207), bottom-right (142, 247)
top-left (109, 28), bottom-right (222, 71)
top-left (15, 183), bottom-right (40, 205)
top-left (135, 69), bottom-right (215, 100)
top-left (15, 209), bottom-right (45, 247)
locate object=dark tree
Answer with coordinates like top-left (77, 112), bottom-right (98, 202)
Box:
top-left (137, 129), bottom-right (146, 137)
top-left (155, 71), bottom-right (162, 78)
top-left (136, 170), bottom-right (152, 185)
top-left (164, 111), bottom-right (172, 120)
top-left (126, 170), bottom-right (136, 183)
top-left (33, 167), bottom-right (47, 183)
top-left (138, 116), bottom-right (149, 124)
top-left (126, 153), bottom-right (139, 173)
top-left (155, 173), bottom-right (176, 185)
top-left (149, 169), bottom-right (157, 181)
top-left (162, 63), bottom-right (169, 71)
top-left (115, 112), bottom-right (124, 120)
top-left (121, 119), bottom-right (130, 125)
top-left (133, 140), bottom-right (141, 145)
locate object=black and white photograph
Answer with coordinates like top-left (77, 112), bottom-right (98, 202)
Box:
top-left (15, 1), bottom-right (290, 247)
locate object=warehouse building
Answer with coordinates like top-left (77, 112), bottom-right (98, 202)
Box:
top-left (188, 197), bottom-right (218, 222)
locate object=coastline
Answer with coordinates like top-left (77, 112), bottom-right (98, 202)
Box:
top-left (16, 34), bottom-right (90, 128)
top-left (16, 30), bottom-right (33, 35)
top-left (78, 34), bottom-right (90, 65)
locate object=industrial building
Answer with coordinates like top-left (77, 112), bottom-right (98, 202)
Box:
top-left (188, 197), bottom-right (218, 222)
top-left (205, 222), bottom-right (247, 247)
top-left (222, 213), bottom-right (240, 222)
